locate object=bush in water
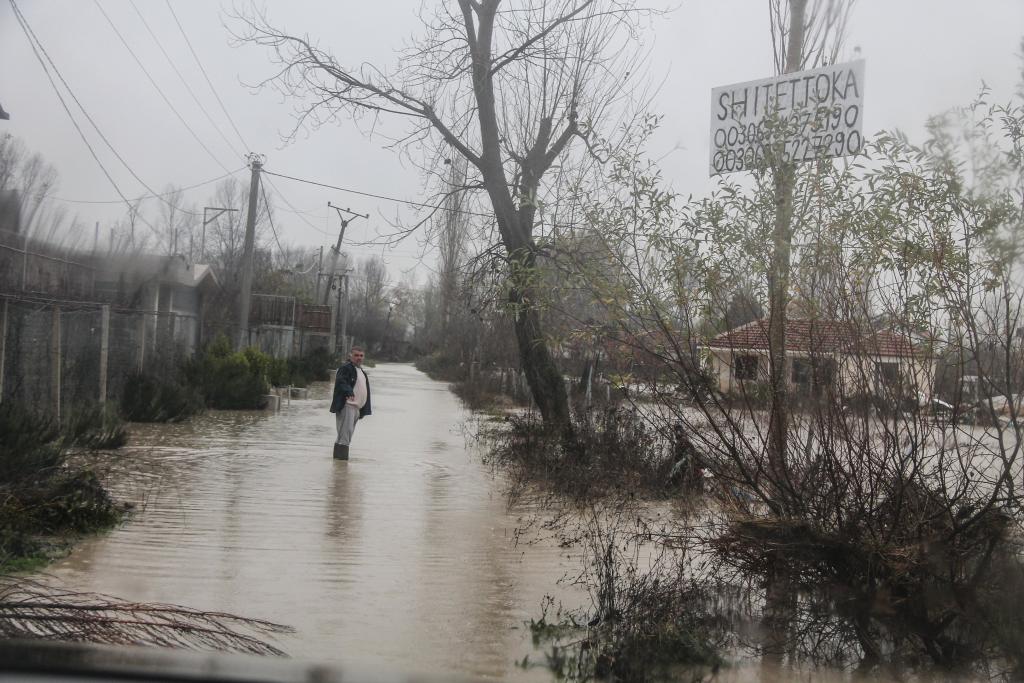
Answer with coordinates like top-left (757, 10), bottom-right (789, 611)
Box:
top-left (485, 408), bottom-right (681, 502)
top-left (0, 403), bottom-right (63, 486)
top-left (0, 403), bottom-right (124, 572)
top-left (266, 347), bottom-right (334, 388)
top-left (121, 371), bottom-right (204, 423)
top-left (61, 402), bottom-right (127, 449)
top-left (184, 335), bottom-right (269, 410)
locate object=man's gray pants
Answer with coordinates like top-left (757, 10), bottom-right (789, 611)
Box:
top-left (335, 404), bottom-right (359, 445)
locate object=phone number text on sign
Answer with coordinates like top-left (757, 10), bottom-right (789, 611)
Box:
top-left (709, 60), bottom-right (864, 176)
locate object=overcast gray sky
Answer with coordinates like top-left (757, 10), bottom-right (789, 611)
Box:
top-left (2, 1), bottom-right (1022, 278)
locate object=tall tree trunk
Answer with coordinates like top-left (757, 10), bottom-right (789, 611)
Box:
top-left (766, 0), bottom-right (807, 505)
top-left (511, 283), bottom-right (570, 428)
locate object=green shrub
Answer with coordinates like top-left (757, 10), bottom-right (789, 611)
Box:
top-left (286, 347), bottom-right (333, 387)
top-left (0, 403), bottom-right (64, 485)
top-left (0, 403), bottom-right (124, 572)
top-left (265, 347), bottom-right (334, 388)
top-left (267, 357), bottom-right (290, 387)
top-left (62, 402), bottom-right (127, 449)
top-left (121, 371), bottom-right (204, 423)
top-left (25, 469), bottom-right (122, 533)
top-left (184, 335), bottom-right (269, 410)
top-left (415, 352), bottom-right (466, 382)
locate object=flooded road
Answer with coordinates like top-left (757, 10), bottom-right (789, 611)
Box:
top-left (44, 364), bottom-right (578, 680)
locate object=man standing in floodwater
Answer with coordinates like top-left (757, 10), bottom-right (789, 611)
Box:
top-left (330, 347), bottom-right (371, 460)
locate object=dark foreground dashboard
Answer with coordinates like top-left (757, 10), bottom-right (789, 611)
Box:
top-left (0, 641), bottom-right (473, 683)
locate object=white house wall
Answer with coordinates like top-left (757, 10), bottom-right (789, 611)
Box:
top-left (708, 347), bottom-right (934, 397)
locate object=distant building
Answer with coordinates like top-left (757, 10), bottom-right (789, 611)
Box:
top-left (704, 318), bottom-right (933, 399)
top-left (92, 253), bottom-right (220, 357)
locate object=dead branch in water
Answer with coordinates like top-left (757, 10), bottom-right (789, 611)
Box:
top-left (0, 577), bottom-right (293, 656)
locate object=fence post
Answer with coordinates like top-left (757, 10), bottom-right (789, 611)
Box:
top-left (99, 305), bottom-right (110, 404)
top-left (585, 362), bottom-right (593, 409)
top-left (0, 299), bottom-right (7, 400)
top-left (51, 306), bottom-right (61, 420)
top-left (137, 312), bottom-right (146, 372)
top-left (328, 301), bottom-right (337, 354)
top-left (169, 312), bottom-right (177, 356)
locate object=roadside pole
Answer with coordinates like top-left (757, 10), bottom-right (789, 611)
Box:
top-left (321, 203), bottom-right (367, 306)
top-left (237, 154), bottom-right (262, 351)
top-left (314, 246), bottom-right (324, 302)
top-left (99, 305), bottom-right (110, 404)
top-left (0, 299), bottom-right (7, 399)
top-left (51, 306), bottom-right (61, 421)
top-left (340, 272), bottom-right (350, 354)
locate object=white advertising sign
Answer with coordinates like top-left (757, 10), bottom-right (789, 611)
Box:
top-left (709, 60), bottom-right (865, 175)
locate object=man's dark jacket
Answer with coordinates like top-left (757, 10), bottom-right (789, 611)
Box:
top-left (330, 361), bottom-right (372, 417)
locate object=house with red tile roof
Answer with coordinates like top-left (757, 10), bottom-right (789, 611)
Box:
top-left (703, 318), bottom-right (934, 399)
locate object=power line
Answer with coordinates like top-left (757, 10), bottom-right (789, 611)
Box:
top-left (262, 175), bottom-right (335, 238)
top-left (165, 0), bottom-right (251, 153)
top-left (262, 169), bottom-right (494, 218)
top-left (8, 0), bottom-right (155, 232)
top-left (14, 0), bottom-right (220, 220)
top-left (92, 0), bottom-right (232, 175)
top-left (259, 175), bottom-right (287, 257)
top-left (157, 5), bottom-right (334, 246)
top-left (128, 0), bottom-right (245, 163)
top-left (44, 167), bottom-right (245, 205)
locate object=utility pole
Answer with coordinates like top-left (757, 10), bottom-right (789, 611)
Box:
top-left (202, 206), bottom-right (238, 263)
top-left (237, 154), bottom-right (263, 351)
top-left (314, 245), bottom-right (324, 302)
top-left (321, 202), bottom-right (368, 306)
top-left (339, 272), bottom-right (350, 352)
top-left (766, 0), bottom-right (807, 496)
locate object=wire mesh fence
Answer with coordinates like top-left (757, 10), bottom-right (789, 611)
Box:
top-left (0, 295), bottom-right (196, 418)
top-left (0, 287), bottom-right (339, 420)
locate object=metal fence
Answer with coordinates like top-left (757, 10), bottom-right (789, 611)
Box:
top-left (0, 295), bottom-right (194, 418)
top-left (0, 229), bottom-right (95, 300)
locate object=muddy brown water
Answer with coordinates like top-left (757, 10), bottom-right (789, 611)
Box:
top-left (36, 364), bottom-right (956, 682)
top-left (42, 364), bottom-right (579, 680)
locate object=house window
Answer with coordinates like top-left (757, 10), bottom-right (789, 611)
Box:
top-left (876, 362), bottom-right (901, 386)
top-left (791, 358), bottom-right (812, 384)
top-left (733, 354), bottom-right (759, 381)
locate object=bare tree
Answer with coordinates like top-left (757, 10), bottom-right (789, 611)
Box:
top-left (0, 133), bottom-right (68, 240)
top-left (436, 156), bottom-right (469, 347)
top-left (153, 184), bottom-right (193, 258)
top-left (234, 0), bottom-right (652, 429)
top-left (204, 177), bottom-right (273, 283)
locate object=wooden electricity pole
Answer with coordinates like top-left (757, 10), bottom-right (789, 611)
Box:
top-left (237, 154), bottom-right (262, 351)
top-left (339, 273), bottom-right (350, 352)
top-left (766, 0), bottom-right (807, 495)
top-left (321, 203), bottom-right (367, 306)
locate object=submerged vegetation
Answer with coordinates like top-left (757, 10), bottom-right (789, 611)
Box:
top-left (62, 402), bottom-right (128, 450)
top-left (436, 83), bottom-right (1024, 679)
top-left (486, 409), bottom-right (684, 502)
top-left (120, 371), bottom-right (205, 423)
top-left (183, 336), bottom-right (270, 410)
top-left (122, 337), bottom-right (335, 421)
top-left (0, 403), bottom-right (125, 573)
